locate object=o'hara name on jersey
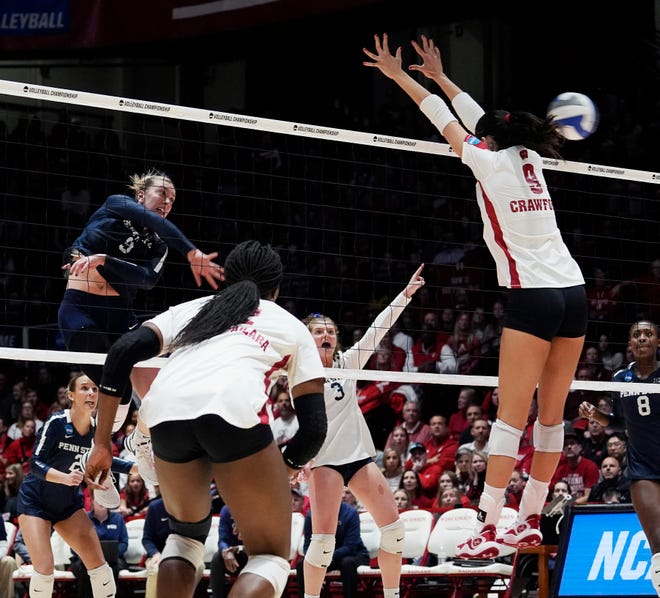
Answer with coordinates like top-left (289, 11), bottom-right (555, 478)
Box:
top-left (229, 323), bottom-right (269, 351)
top-left (510, 198), bottom-right (554, 213)
top-left (58, 442), bottom-right (89, 454)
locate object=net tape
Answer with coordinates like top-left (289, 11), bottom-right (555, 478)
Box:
top-left (0, 347), bottom-right (656, 394)
top-left (0, 79), bottom-right (658, 185)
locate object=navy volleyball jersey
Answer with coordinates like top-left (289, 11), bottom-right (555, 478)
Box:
top-left (19, 409), bottom-right (93, 511)
top-left (65, 194), bottom-right (195, 299)
top-left (611, 363), bottom-right (660, 480)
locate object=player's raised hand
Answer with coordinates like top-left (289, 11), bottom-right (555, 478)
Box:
top-left (403, 264), bottom-right (425, 298)
top-left (187, 249), bottom-right (225, 289)
top-left (362, 33), bottom-right (404, 80)
top-left (409, 34), bottom-right (445, 80)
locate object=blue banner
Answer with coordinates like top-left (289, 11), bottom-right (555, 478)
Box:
top-left (0, 0), bottom-right (69, 36)
top-left (558, 510), bottom-right (655, 596)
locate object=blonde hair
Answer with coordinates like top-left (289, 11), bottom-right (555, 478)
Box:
top-left (381, 448), bottom-right (404, 476)
top-left (302, 313), bottom-right (342, 356)
top-left (127, 169), bottom-right (174, 196)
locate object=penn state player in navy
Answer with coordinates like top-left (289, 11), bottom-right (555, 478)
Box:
top-left (58, 170), bottom-right (223, 457)
top-left (300, 265), bottom-right (425, 598)
top-left (17, 374), bottom-right (137, 598)
top-left (580, 320), bottom-right (660, 597)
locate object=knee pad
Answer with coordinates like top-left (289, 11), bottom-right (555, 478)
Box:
top-left (488, 418), bottom-right (523, 459)
top-left (379, 519), bottom-right (405, 555)
top-left (169, 511), bottom-right (213, 544)
top-left (161, 533), bottom-right (206, 584)
top-left (88, 562), bottom-right (116, 598)
top-left (30, 570), bottom-right (54, 598)
top-left (305, 534), bottom-right (335, 569)
top-left (534, 419), bottom-right (565, 453)
top-left (240, 554), bottom-right (290, 597)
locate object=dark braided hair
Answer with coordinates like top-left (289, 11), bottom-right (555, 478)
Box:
top-left (475, 110), bottom-right (565, 159)
top-left (170, 240), bottom-right (283, 350)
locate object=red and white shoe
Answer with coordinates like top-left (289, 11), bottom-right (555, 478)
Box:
top-left (499, 514), bottom-right (543, 548)
top-left (456, 524), bottom-right (501, 559)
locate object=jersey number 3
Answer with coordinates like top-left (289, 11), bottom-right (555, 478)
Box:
top-left (330, 381), bottom-right (345, 402)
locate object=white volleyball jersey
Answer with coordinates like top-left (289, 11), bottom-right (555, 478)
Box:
top-left (140, 297), bottom-right (325, 429)
top-left (313, 292), bottom-right (410, 467)
top-left (461, 137), bottom-right (584, 289)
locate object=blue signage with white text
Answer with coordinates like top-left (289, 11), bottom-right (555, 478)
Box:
top-left (0, 0), bottom-right (69, 35)
top-left (555, 505), bottom-right (655, 597)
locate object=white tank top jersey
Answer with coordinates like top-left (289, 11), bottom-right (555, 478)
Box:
top-left (140, 297), bottom-right (325, 430)
top-left (313, 292), bottom-right (410, 467)
top-left (461, 138), bottom-right (584, 289)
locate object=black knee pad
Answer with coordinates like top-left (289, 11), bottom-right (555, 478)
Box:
top-left (169, 510), bottom-right (213, 544)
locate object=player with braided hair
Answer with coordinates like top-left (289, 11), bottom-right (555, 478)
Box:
top-left (85, 240), bottom-right (327, 598)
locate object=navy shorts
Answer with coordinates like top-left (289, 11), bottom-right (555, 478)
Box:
top-left (58, 289), bottom-right (137, 402)
top-left (17, 485), bottom-right (83, 524)
top-left (504, 285), bottom-right (587, 342)
top-left (151, 416), bottom-right (274, 464)
top-left (58, 289), bottom-right (137, 348)
top-left (314, 457), bottom-right (373, 485)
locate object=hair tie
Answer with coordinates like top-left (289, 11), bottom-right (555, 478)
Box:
top-left (504, 112), bottom-right (511, 124)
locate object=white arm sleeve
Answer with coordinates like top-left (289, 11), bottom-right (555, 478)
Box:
top-left (342, 292), bottom-right (411, 370)
top-left (419, 94), bottom-right (458, 135)
top-left (451, 92), bottom-right (485, 134)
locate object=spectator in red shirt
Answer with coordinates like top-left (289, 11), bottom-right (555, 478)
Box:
top-left (457, 404), bottom-right (485, 445)
top-left (406, 323), bottom-right (444, 373)
top-left (2, 418), bottom-right (36, 475)
top-left (404, 442), bottom-right (442, 498)
top-left (551, 427), bottom-right (599, 504)
top-left (366, 331), bottom-right (406, 372)
top-left (448, 387), bottom-right (479, 441)
top-left (399, 469), bottom-right (433, 510)
top-left (424, 414), bottom-right (458, 473)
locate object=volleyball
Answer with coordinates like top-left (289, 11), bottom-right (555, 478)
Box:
top-left (547, 92), bottom-right (599, 140)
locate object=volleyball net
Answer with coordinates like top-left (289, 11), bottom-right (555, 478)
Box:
top-left (0, 78), bottom-right (659, 430)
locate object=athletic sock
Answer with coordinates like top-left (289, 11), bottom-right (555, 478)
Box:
top-left (476, 483), bottom-right (506, 529)
top-left (518, 476), bottom-right (549, 521)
